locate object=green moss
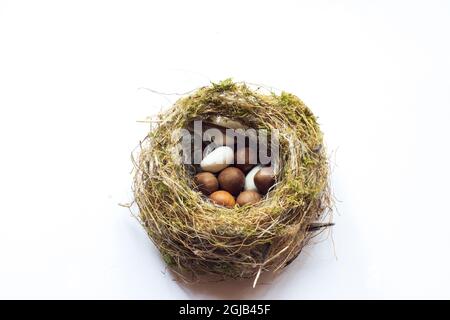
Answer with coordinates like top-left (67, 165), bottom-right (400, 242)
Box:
top-left (211, 78), bottom-right (236, 92)
top-left (162, 252), bottom-right (175, 266)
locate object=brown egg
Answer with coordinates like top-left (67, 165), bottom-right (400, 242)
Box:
top-left (218, 167), bottom-right (245, 196)
top-left (193, 172), bottom-right (219, 195)
top-left (254, 166), bottom-right (275, 194)
top-left (236, 190), bottom-right (262, 206)
top-left (209, 190), bottom-right (236, 208)
top-left (235, 147), bottom-right (257, 174)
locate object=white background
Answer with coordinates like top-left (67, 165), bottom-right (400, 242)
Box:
top-left (0, 0), bottom-right (449, 299)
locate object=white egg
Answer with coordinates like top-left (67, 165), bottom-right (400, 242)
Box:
top-left (210, 116), bottom-right (247, 130)
top-left (244, 165), bottom-right (262, 191)
top-left (200, 146), bottom-right (234, 173)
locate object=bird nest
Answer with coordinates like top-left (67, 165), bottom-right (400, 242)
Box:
top-left (133, 79), bottom-right (332, 284)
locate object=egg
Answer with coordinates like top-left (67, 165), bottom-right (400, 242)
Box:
top-left (209, 190), bottom-right (235, 208)
top-left (244, 165), bottom-right (262, 191)
top-left (210, 116), bottom-right (247, 130)
top-left (235, 147), bottom-right (257, 173)
top-left (194, 172), bottom-right (219, 195)
top-left (202, 143), bottom-right (217, 160)
top-left (236, 190), bottom-right (262, 206)
top-left (218, 167), bottom-right (245, 196)
top-left (200, 146), bottom-right (234, 173)
top-left (254, 166), bottom-right (276, 194)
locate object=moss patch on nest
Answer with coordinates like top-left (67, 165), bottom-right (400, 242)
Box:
top-left (133, 79), bottom-right (332, 282)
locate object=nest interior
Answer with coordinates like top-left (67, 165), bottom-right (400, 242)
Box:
top-left (133, 79), bottom-right (331, 282)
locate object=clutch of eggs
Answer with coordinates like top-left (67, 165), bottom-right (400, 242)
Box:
top-left (194, 145), bottom-right (275, 208)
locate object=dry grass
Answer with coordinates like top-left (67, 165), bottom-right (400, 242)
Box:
top-left (133, 79), bottom-right (332, 283)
